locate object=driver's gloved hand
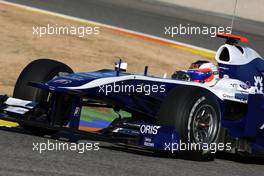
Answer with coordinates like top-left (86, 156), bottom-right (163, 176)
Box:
top-left (171, 71), bottom-right (191, 81)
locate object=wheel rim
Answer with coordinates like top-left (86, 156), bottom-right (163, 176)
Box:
top-left (191, 104), bottom-right (218, 144)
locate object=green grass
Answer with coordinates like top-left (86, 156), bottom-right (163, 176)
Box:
top-left (80, 107), bottom-right (131, 122)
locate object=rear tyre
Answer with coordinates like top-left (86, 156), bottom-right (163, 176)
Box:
top-left (13, 59), bottom-right (74, 136)
top-left (157, 86), bottom-right (221, 160)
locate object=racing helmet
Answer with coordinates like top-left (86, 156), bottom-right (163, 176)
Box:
top-left (187, 60), bottom-right (219, 86)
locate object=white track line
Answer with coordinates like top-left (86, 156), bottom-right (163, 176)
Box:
top-left (0, 0), bottom-right (216, 55)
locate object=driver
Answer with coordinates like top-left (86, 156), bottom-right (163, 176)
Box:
top-left (172, 60), bottom-right (219, 86)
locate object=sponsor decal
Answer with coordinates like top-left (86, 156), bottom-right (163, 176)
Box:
top-left (223, 94), bottom-right (234, 99)
top-left (218, 66), bottom-right (229, 70)
top-left (63, 75), bottom-right (84, 81)
top-left (74, 107), bottom-right (81, 117)
top-left (53, 79), bottom-right (72, 84)
top-left (239, 84), bottom-right (250, 90)
top-left (230, 83), bottom-right (238, 89)
top-left (140, 125), bottom-right (160, 135)
top-left (260, 123), bottom-right (264, 130)
top-left (230, 83), bottom-right (250, 90)
top-left (234, 93), bottom-right (248, 101)
top-left (254, 76), bottom-right (263, 93)
top-left (143, 137), bottom-right (154, 147)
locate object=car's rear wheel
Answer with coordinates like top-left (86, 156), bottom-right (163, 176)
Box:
top-left (157, 86), bottom-right (221, 160)
top-left (13, 59), bottom-right (74, 136)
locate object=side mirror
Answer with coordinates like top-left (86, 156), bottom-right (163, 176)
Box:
top-left (115, 61), bottom-right (128, 72)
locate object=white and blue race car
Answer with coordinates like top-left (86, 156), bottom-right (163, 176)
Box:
top-left (0, 33), bottom-right (263, 160)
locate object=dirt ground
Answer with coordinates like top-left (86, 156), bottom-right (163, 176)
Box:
top-left (0, 3), bottom-right (206, 96)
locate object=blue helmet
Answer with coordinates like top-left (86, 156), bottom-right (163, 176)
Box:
top-left (187, 60), bottom-right (219, 86)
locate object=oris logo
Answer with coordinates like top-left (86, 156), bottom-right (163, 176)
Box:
top-left (140, 125), bottom-right (160, 135)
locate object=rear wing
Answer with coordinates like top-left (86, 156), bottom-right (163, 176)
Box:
top-left (217, 33), bottom-right (249, 45)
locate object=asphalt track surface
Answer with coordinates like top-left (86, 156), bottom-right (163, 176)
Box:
top-left (4, 0), bottom-right (264, 55)
top-left (0, 126), bottom-right (264, 176)
top-left (0, 1), bottom-right (264, 176)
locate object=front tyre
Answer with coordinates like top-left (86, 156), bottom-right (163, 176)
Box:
top-left (13, 59), bottom-right (74, 136)
top-left (157, 86), bottom-right (221, 160)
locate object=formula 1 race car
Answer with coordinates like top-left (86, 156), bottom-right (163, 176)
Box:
top-left (0, 33), bottom-right (263, 160)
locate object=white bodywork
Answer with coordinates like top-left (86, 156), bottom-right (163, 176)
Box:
top-left (57, 43), bottom-right (262, 104)
top-left (216, 44), bottom-right (262, 65)
top-left (59, 73), bottom-right (255, 103)
top-left (3, 98), bottom-right (35, 115)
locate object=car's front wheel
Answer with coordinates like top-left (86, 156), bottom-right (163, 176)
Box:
top-left (157, 86), bottom-right (221, 160)
top-left (13, 59), bottom-right (74, 136)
